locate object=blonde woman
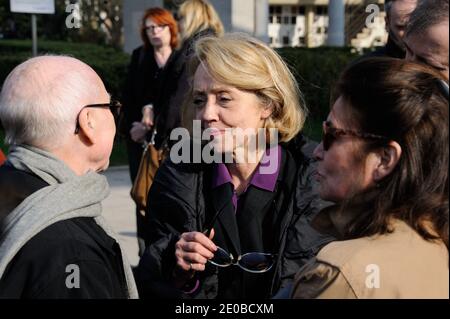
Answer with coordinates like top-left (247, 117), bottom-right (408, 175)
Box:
top-left (177, 0), bottom-right (224, 45)
top-left (135, 33), bottom-right (332, 299)
top-left (151, 0), bottom-right (224, 152)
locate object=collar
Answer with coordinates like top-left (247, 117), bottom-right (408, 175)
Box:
top-left (212, 145), bottom-right (281, 193)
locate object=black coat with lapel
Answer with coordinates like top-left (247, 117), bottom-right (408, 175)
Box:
top-left (199, 148), bottom-right (298, 298)
top-left (136, 141), bottom-right (325, 299)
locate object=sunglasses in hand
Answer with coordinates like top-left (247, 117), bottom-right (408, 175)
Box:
top-left (202, 195), bottom-right (276, 274)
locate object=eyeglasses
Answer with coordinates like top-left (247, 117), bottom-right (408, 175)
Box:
top-left (74, 98), bottom-right (122, 134)
top-left (437, 79), bottom-right (449, 99)
top-left (321, 121), bottom-right (388, 151)
top-left (203, 193), bottom-right (276, 274)
top-left (209, 248), bottom-right (276, 273)
top-left (145, 24), bottom-right (168, 32)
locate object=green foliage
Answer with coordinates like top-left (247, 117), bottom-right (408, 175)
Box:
top-left (0, 41), bottom-right (358, 163)
top-left (110, 136), bottom-right (129, 167)
top-left (0, 39), bottom-right (130, 98)
top-left (0, 0), bottom-right (123, 47)
top-left (0, 39), bottom-right (131, 165)
top-left (277, 46), bottom-right (359, 122)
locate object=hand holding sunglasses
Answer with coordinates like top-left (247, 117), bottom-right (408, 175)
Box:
top-left (173, 229), bottom-right (217, 275)
top-left (202, 202), bottom-right (276, 274)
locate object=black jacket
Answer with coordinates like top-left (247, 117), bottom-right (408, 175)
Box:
top-left (136, 137), bottom-right (335, 299)
top-left (0, 164), bottom-right (128, 299)
top-left (153, 29), bottom-right (216, 150)
top-left (363, 36), bottom-right (406, 59)
top-left (120, 46), bottom-right (167, 139)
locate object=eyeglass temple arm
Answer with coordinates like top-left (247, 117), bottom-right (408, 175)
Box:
top-left (202, 199), bottom-right (230, 236)
top-left (437, 79), bottom-right (449, 99)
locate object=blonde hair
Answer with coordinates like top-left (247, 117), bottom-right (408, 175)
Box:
top-left (182, 33), bottom-right (307, 143)
top-left (178, 0), bottom-right (224, 42)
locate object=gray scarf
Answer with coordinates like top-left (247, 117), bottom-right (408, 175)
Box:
top-left (0, 145), bottom-right (138, 299)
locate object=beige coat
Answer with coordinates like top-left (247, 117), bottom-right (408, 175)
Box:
top-left (292, 219), bottom-right (449, 299)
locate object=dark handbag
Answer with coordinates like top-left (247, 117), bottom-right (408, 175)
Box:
top-left (130, 127), bottom-right (166, 213)
top-left (130, 145), bottom-right (159, 212)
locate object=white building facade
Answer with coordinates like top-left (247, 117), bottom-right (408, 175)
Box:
top-left (268, 0), bottom-right (386, 48)
top-left (122, 0), bottom-right (386, 53)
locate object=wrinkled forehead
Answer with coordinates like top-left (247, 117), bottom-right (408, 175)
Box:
top-left (390, 0), bottom-right (417, 21)
top-left (193, 64), bottom-right (221, 90)
top-left (427, 22), bottom-right (450, 53)
top-left (407, 22), bottom-right (449, 61)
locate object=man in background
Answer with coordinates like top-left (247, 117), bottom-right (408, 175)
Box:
top-left (369, 0), bottom-right (418, 58)
top-left (404, 0), bottom-right (449, 80)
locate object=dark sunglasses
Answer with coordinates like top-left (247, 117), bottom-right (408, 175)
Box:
top-left (74, 98), bottom-right (122, 134)
top-left (322, 121), bottom-right (388, 151)
top-left (208, 248), bottom-right (276, 273)
top-left (202, 193), bottom-right (276, 274)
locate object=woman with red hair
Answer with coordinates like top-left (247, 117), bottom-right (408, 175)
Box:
top-left (121, 7), bottom-right (179, 255)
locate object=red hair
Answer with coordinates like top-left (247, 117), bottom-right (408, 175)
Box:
top-left (0, 149), bottom-right (5, 166)
top-left (140, 7), bottom-right (179, 49)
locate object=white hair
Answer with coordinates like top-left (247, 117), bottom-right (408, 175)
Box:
top-left (0, 55), bottom-right (102, 150)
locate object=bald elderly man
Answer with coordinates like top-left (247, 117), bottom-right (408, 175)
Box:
top-left (0, 56), bottom-right (138, 298)
top-left (404, 0), bottom-right (449, 80)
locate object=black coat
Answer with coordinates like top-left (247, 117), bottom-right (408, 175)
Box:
top-left (0, 164), bottom-right (128, 299)
top-left (362, 36), bottom-right (406, 59)
top-left (153, 29), bottom-right (216, 150)
top-left (135, 137), bottom-right (335, 299)
top-left (120, 46), bottom-right (167, 139)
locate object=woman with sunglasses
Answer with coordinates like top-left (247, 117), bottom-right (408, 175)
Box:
top-left (291, 58), bottom-right (449, 298)
top-left (120, 7), bottom-right (179, 255)
top-left (135, 33), bottom-right (332, 299)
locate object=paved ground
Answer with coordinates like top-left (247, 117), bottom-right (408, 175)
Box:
top-left (100, 166), bottom-right (140, 266)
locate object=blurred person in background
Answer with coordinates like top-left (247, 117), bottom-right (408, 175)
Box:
top-left (150, 0), bottom-right (224, 154)
top-left (120, 7), bottom-right (179, 255)
top-left (404, 0), bottom-right (449, 80)
top-left (365, 0), bottom-right (417, 59)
